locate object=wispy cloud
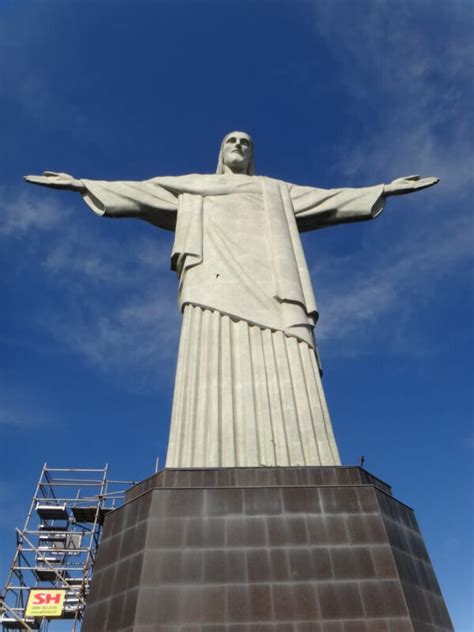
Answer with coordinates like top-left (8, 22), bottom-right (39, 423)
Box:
top-left (38, 212), bottom-right (180, 379)
top-left (45, 290), bottom-right (180, 381)
top-left (0, 188), bottom-right (65, 236)
top-left (313, 1), bottom-right (474, 189)
top-left (42, 229), bottom-right (170, 286)
top-left (314, 209), bottom-right (472, 354)
top-left (0, 409), bottom-right (37, 428)
top-left (306, 1), bottom-right (473, 355)
top-left (1, 186), bottom-right (180, 384)
top-left (0, 396), bottom-right (50, 429)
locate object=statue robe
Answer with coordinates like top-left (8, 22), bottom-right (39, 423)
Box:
top-left (81, 174), bottom-right (385, 467)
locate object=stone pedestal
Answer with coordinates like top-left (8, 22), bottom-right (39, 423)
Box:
top-left (82, 467), bottom-right (453, 631)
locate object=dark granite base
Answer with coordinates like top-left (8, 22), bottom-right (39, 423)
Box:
top-left (82, 467), bottom-right (453, 631)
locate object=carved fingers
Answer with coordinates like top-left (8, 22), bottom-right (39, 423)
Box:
top-left (385, 175), bottom-right (439, 196)
top-left (24, 171), bottom-right (83, 191)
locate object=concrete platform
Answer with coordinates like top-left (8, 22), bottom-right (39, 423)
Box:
top-left (81, 467), bottom-right (453, 631)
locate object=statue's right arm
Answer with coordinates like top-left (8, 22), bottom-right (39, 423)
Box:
top-left (290, 175), bottom-right (439, 232)
top-left (24, 172), bottom-right (179, 232)
top-left (289, 182), bottom-right (385, 232)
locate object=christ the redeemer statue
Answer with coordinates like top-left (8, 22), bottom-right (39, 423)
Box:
top-left (25, 132), bottom-right (438, 468)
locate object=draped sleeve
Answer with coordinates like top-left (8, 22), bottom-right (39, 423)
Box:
top-left (289, 183), bottom-right (385, 232)
top-left (80, 178), bottom-right (179, 231)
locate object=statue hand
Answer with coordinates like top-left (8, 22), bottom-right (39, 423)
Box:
top-left (24, 171), bottom-right (85, 192)
top-left (384, 175), bottom-right (439, 197)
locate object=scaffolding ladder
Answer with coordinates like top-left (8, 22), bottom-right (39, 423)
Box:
top-left (0, 464), bottom-right (133, 631)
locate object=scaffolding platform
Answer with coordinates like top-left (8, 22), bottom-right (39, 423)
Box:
top-left (1, 618), bottom-right (40, 630)
top-left (35, 504), bottom-right (68, 521)
top-left (0, 464), bottom-right (133, 632)
top-left (70, 506), bottom-right (112, 525)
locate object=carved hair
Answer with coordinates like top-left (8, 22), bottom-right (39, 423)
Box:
top-left (216, 131), bottom-right (255, 175)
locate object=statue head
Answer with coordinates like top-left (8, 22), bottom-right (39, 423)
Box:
top-left (216, 131), bottom-right (255, 175)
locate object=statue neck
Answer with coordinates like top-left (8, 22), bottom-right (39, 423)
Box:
top-left (222, 164), bottom-right (247, 175)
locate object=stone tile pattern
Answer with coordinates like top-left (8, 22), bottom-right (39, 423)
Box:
top-left (81, 467), bottom-right (453, 632)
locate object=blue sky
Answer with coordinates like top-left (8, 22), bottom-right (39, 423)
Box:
top-left (1, 0), bottom-right (472, 629)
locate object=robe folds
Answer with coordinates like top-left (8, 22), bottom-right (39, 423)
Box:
top-left (81, 174), bottom-right (385, 467)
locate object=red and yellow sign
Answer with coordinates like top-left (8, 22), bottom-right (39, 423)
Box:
top-left (25, 589), bottom-right (65, 617)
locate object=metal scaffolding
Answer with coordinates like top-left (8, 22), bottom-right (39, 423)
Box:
top-left (0, 464), bottom-right (133, 631)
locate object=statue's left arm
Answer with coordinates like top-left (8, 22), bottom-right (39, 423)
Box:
top-left (290, 175), bottom-right (439, 232)
top-left (24, 171), bottom-right (179, 231)
top-left (80, 177), bottom-right (179, 230)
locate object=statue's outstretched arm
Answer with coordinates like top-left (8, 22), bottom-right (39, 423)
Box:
top-left (24, 171), bottom-right (179, 231)
top-left (291, 174), bottom-right (439, 232)
top-left (24, 171), bottom-right (85, 192)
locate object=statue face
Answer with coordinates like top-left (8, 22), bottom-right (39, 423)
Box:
top-left (222, 132), bottom-right (252, 173)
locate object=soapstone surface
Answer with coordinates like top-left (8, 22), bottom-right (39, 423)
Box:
top-left (24, 133), bottom-right (438, 467)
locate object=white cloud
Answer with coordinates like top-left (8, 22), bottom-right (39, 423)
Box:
top-left (38, 220), bottom-right (180, 379)
top-left (0, 409), bottom-right (34, 427)
top-left (314, 208), bottom-right (472, 353)
top-left (2, 184), bottom-right (180, 384)
top-left (304, 1), bottom-right (474, 356)
top-left (313, 1), bottom-right (474, 189)
top-left (42, 230), bottom-right (170, 286)
top-left (0, 398), bottom-right (49, 429)
top-left (46, 290), bottom-right (180, 381)
top-left (0, 189), bottom-right (65, 236)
